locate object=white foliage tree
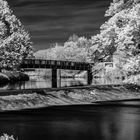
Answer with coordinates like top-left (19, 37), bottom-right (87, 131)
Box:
top-left (0, 0), bottom-right (32, 70)
top-left (35, 36), bottom-right (91, 62)
top-left (88, 0), bottom-right (140, 75)
top-left (63, 36), bottom-right (91, 62)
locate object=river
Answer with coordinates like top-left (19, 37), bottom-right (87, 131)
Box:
top-left (0, 72), bottom-right (138, 140)
top-left (0, 101), bottom-right (140, 140)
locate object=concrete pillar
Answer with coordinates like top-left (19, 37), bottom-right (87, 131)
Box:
top-left (57, 69), bottom-right (61, 88)
top-left (87, 69), bottom-right (93, 85)
top-left (52, 68), bottom-right (57, 88)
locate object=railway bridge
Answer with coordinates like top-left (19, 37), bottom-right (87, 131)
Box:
top-left (20, 59), bottom-right (93, 88)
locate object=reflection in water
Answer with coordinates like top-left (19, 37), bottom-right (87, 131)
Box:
top-left (60, 78), bottom-right (86, 87)
top-left (92, 77), bottom-right (123, 85)
top-left (4, 78), bottom-right (87, 90)
top-left (0, 75), bottom-right (124, 90)
top-left (0, 106), bottom-right (140, 140)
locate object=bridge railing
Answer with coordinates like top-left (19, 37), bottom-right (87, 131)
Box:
top-left (21, 58), bottom-right (93, 70)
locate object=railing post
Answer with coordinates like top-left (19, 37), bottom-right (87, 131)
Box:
top-left (52, 68), bottom-right (57, 88)
top-left (87, 68), bottom-right (93, 85)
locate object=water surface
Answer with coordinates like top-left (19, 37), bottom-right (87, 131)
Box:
top-left (0, 102), bottom-right (140, 140)
top-left (0, 76), bottom-right (123, 90)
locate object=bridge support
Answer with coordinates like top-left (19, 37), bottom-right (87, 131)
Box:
top-left (57, 69), bottom-right (61, 88)
top-left (87, 69), bottom-right (93, 85)
top-left (52, 68), bottom-right (57, 88)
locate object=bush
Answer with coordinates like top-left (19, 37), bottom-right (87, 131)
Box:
top-left (0, 73), bottom-right (9, 84)
top-left (3, 71), bottom-right (29, 83)
top-left (123, 74), bottom-right (140, 85)
top-left (0, 134), bottom-right (16, 140)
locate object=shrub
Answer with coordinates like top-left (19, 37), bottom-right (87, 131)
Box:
top-left (3, 71), bottom-right (29, 83)
top-left (0, 73), bottom-right (9, 84)
top-left (0, 134), bottom-right (16, 140)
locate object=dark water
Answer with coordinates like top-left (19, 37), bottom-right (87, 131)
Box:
top-left (1, 101), bottom-right (140, 140)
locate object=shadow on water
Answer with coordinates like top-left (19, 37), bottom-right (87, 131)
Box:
top-left (0, 105), bottom-right (140, 140)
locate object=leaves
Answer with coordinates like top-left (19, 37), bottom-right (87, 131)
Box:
top-left (88, 0), bottom-right (140, 75)
top-left (0, 134), bottom-right (16, 140)
top-left (35, 36), bottom-right (91, 62)
top-left (0, 0), bottom-right (33, 70)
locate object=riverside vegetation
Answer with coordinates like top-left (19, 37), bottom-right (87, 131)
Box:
top-left (0, 0), bottom-right (32, 85)
top-left (0, 71), bottom-right (29, 85)
top-left (0, 134), bottom-right (17, 140)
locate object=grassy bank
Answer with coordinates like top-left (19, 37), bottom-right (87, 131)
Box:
top-left (0, 85), bottom-right (140, 111)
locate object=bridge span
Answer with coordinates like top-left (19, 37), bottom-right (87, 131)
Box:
top-left (20, 59), bottom-right (93, 88)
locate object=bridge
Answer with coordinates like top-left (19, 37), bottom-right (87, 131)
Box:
top-left (20, 59), bottom-right (93, 88)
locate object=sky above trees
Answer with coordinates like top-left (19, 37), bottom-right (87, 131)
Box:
top-left (7, 0), bottom-right (110, 50)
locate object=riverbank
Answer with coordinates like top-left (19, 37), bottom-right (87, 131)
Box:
top-left (0, 85), bottom-right (140, 111)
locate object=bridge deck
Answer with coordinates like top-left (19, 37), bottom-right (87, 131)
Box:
top-left (20, 59), bottom-right (93, 70)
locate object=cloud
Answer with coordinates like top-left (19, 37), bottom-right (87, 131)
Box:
top-left (7, 0), bottom-right (111, 50)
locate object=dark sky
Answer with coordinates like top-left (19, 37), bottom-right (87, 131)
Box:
top-left (7, 0), bottom-right (111, 50)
